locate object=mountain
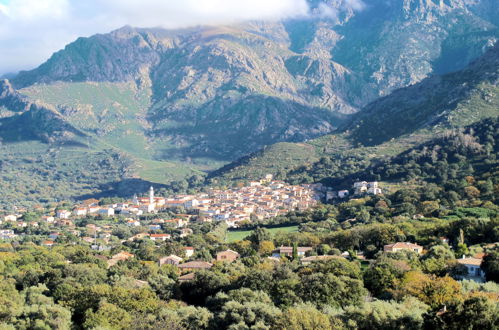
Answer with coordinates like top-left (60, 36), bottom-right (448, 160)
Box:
top-left (0, 79), bottom-right (86, 144)
top-left (0, 0), bottom-right (498, 205)
top-left (210, 43), bottom-right (499, 184)
top-left (344, 42), bottom-right (499, 146)
top-left (9, 0), bottom-right (499, 161)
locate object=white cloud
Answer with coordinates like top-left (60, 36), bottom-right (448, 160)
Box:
top-left (0, 0), bottom-right (364, 75)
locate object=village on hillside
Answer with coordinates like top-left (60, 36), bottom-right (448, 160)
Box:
top-left (0, 176), bottom-right (387, 247)
top-left (0, 175), bottom-right (323, 244)
top-left (0, 174), bottom-right (493, 285)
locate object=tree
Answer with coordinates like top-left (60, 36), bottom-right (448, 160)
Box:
top-left (210, 289), bottom-right (281, 329)
top-left (292, 242), bottom-right (298, 260)
top-left (258, 241), bottom-right (275, 256)
top-left (246, 227), bottom-right (272, 248)
top-left (276, 303), bottom-right (332, 330)
top-left (422, 245), bottom-right (455, 276)
top-left (343, 297), bottom-right (428, 330)
top-left (481, 250), bottom-right (499, 282)
top-left (299, 273), bottom-right (366, 308)
top-left (364, 262), bottom-right (402, 298)
top-left (424, 296), bottom-right (499, 329)
top-left (396, 272), bottom-right (461, 308)
top-left (14, 284), bottom-right (72, 330)
top-left (84, 300), bottom-right (132, 330)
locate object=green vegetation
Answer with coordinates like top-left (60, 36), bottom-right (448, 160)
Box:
top-left (226, 225), bottom-right (299, 243)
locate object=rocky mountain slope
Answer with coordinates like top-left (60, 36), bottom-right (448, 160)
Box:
top-left (0, 0), bottom-right (498, 205)
top-left (8, 0), bottom-right (499, 161)
top-left (344, 42), bottom-right (499, 146)
top-left (211, 43), bottom-right (499, 183)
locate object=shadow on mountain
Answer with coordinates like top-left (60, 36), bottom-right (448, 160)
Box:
top-left (73, 178), bottom-right (169, 201)
top-left (152, 95), bottom-right (348, 161)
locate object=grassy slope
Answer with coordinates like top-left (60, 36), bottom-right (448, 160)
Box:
top-left (20, 82), bottom-right (204, 184)
top-left (226, 225), bottom-right (299, 243)
top-left (0, 142), bottom-right (129, 207)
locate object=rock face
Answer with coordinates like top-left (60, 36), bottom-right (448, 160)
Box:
top-left (0, 80), bottom-right (85, 143)
top-left (343, 43), bottom-right (499, 145)
top-left (7, 0), bottom-right (499, 160)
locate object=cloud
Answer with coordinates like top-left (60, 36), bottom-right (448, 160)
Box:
top-left (0, 0), bottom-right (363, 75)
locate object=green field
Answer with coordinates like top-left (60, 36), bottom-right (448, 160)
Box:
top-left (226, 225), bottom-right (299, 243)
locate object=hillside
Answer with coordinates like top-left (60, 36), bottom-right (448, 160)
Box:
top-left (211, 45), bottom-right (499, 184)
top-left (344, 42), bottom-right (499, 146)
top-left (0, 0), bottom-right (498, 205)
top-left (9, 0), bottom-right (499, 161)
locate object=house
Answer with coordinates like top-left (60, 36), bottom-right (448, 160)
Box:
top-left (184, 247), bottom-right (195, 258)
top-left (301, 255), bottom-right (339, 265)
top-left (41, 240), bottom-right (55, 247)
top-left (87, 206), bottom-right (100, 214)
top-left (126, 220), bottom-right (141, 227)
top-left (384, 242), bottom-right (423, 254)
top-left (82, 237), bottom-right (95, 243)
top-left (184, 199), bottom-right (199, 209)
top-left (73, 208), bottom-right (88, 216)
top-left (98, 208), bottom-right (115, 217)
top-left (457, 256), bottom-right (485, 280)
top-left (353, 181), bottom-right (368, 195)
top-left (42, 216), bottom-right (55, 223)
top-left (159, 255), bottom-right (183, 266)
top-left (180, 228), bottom-right (193, 238)
top-left (272, 246), bottom-right (313, 258)
top-left (99, 231), bottom-right (112, 239)
top-left (149, 233), bottom-right (171, 242)
top-left (107, 251), bottom-right (134, 268)
top-left (216, 249), bottom-right (240, 262)
top-left (56, 219), bottom-right (74, 227)
top-left (149, 224), bottom-right (161, 231)
top-left (177, 260), bottom-right (213, 272)
top-left (56, 210), bottom-right (71, 219)
top-left (139, 203), bottom-right (156, 213)
top-left (4, 215), bottom-right (17, 222)
top-left (0, 229), bottom-right (17, 240)
top-left (48, 232), bottom-right (60, 240)
top-left (178, 272), bottom-right (196, 282)
top-left (367, 182), bottom-right (382, 195)
top-left (338, 190), bottom-right (349, 199)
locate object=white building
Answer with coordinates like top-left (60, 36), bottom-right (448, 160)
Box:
top-left (98, 208), bottom-right (115, 217)
top-left (457, 256), bottom-right (485, 280)
top-left (56, 210), bottom-right (71, 219)
top-left (338, 190), bottom-right (349, 198)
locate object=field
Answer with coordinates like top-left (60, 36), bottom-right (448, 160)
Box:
top-left (226, 225), bottom-right (299, 243)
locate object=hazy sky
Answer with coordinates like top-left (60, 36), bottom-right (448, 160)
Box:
top-left (0, 0), bottom-right (363, 75)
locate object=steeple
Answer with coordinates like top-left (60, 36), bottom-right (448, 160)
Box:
top-left (149, 186), bottom-right (154, 204)
top-left (132, 193), bottom-right (139, 205)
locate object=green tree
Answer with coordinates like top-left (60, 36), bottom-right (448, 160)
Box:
top-left (481, 250), bottom-right (499, 282)
top-left (84, 300), bottom-right (132, 330)
top-left (276, 303), bottom-right (332, 330)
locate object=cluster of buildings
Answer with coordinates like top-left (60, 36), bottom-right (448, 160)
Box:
top-left (383, 241), bottom-right (488, 281)
top-left (0, 176), bottom-right (322, 247)
top-left (327, 181), bottom-right (383, 201)
top-left (54, 176), bottom-right (321, 229)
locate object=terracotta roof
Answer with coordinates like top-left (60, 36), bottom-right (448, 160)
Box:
top-left (178, 272), bottom-right (196, 281)
top-left (278, 246), bottom-right (313, 253)
top-left (217, 249), bottom-right (240, 256)
top-left (301, 255), bottom-right (340, 262)
top-left (384, 242), bottom-right (422, 249)
top-left (457, 257), bottom-right (482, 266)
top-left (178, 261), bottom-right (213, 269)
top-left (150, 234), bottom-right (170, 238)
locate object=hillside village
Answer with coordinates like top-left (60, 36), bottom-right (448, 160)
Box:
top-left (0, 175), bottom-right (322, 245)
top-left (0, 175), bottom-right (493, 285)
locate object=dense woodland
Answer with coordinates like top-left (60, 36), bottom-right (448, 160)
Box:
top-left (0, 135), bottom-right (498, 329)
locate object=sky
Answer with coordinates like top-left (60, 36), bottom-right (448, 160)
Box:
top-left (0, 0), bottom-right (364, 75)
